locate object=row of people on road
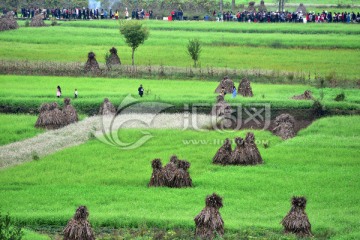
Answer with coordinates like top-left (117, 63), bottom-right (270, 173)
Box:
top-left (215, 10), bottom-right (360, 23)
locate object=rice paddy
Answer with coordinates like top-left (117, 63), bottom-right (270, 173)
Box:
top-left (0, 12), bottom-right (359, 240)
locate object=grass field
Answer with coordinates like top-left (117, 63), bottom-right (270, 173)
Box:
top-left (0, 116), bottom-right (359, 239)
top-left (1, 21), bottom-right (359, 80)
top-left (0, 75), bottom-right (359, 115)
top-left (0, 114), bottom-right (44, 145)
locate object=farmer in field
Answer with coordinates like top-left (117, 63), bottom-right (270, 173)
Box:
top-left (138, 84), bottom-right (144, 97)
top-left (232, 86), bottom-right (237, 98)
top-left (57, 85), bottom-right (62, 98)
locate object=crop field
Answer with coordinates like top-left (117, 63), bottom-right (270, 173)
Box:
top-left (1, 21), bottom-right (359, 80)
top-left (0, 114), bottom-right (44, 145)
top-left (0, 12), bottom-right (359, 240)
top-left (0, 116), bottom-right (359, 239)
top-left (0, 75), bottom-right (359, 115)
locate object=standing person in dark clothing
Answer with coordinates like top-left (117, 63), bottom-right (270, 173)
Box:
top-left (138, 84), bottom-right (144, 97)
top-left (57, 85), bottom-right (62, 98)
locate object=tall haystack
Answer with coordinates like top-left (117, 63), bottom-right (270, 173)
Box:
top-left (106, 47), bottom-right (121, 67)
top-left (211, 95), bottom-right (232, 117)
top-left (98, 98), bottom-right (116, 115)
top-left (148, 158), bottom-right (164, 187)
top-left (247, 1), bottom-right (256, 12)
top-left (63, 206), bottom-right (95, 240)
top-left (162, 155), bottom-right (179, 186)
top-left (63, 98), bottom-right (78, 125)
top-left (194, 193), bottom-right (224, 240)
top-left (296, 3), bottom-right (307, 14)
top-left (292, 90), bottom-right (313, 100)
top-left (149, 155), bottom-right (192, 188)
top-left (258, 0), bottom-right (267, 12)
top-left (0, 12), bottom-right (19, 31)
top-left (173, 159), bottom-right (192, 188)
top-left (244, 132), bottom-right (263, 165)
top-left (273, 113), bottom-right (296, 140)
top-left (35, 102), bottom-right (65, 129)
top-left (281, 196), bottom-right (312, 237)
top-left (213, 138), bottom-right (232, 165)
top-left (238, 78), bottom-right (253, 97)
top-left (230, 137), bottom-right (247, 165)
top-left (30, 13), bottom-right (46, 27)
top-left (215, 76), bottom-right (234, 94)
top-left (84, 52), bottom-right (100, 73)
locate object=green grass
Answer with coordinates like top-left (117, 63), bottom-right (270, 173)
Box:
top-left (0, 75), bottom-right (359, 115)
top-left (0, 114), bottom-right (44, 145)
top-left (1, 21), bottom-right (359, 80)
top-left (0, 116), bottom-right (359, 239)
top-left (23, 229), bottom-right (50, 240)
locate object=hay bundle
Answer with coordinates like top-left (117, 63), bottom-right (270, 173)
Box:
top-left (35, 102), bottom-right (65, 129)
top-left (98, 98), bottom-right (116, 115)
top-left (30, 13), bottom-right (46, 27)
top-left (149, 155), bottom-right (192, 188)
top-left (211, 95), bottom-right (232, 117)
top-left (214, 76), bottom-right (234, 94)
top-left (258, 0), bottom-right (267, 12)
top-left (0, 12), bottom-right (19, 31)
top-left (281, 196), bottom-right (312, 237)
top-left (244, 132), bottom-right (263, 165)
top-left (213, 138), bottom-right (232, 165)
top-left (273, 113), bottom-right (296, 140)
top-left (106, 47), bottom-right (121, 67)
top-left (148, 159), bottom-right (164, 187)
top-left (194, 193), bottom-right (224, 239)
top-left (173, 159), bottom-right (193, 188)
top-left (247, 1), bottom-right (256, 12)
top-left (63, 206), bottom-right (95, 240)
top-left (84, 52), bottom-right (100, 73)
top-left (292, 90), bottom-right (313, 100)
top-left (62, 98), bottom-right (78, 125)
top-left (296, 3), bottom-right (307, 14)
top-left (230, 137), bottom-right (247, 165)
top-left (238, 78), bottom-right (253, 97)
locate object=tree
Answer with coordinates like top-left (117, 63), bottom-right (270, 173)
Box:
top-left (187, 39), bottom-right (201, 68)
top-left (232, 0), bottom-right (235, 11)
top-left (119, 20), bottom-right (149, 66)
top-left (220, 0), bottom-right (223, 13)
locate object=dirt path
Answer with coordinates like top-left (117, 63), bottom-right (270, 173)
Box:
top-left (0, 114), bottom-right (211, 169)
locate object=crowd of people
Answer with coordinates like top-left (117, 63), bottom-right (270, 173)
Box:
top-left (1, 7), bottom-right (155, 20)
top-left (216, 10), bottom-right (360, 23)
top-left (2, 6), bottom-right (360, 23)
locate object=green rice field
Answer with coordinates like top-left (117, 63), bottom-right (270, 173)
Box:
top-left (0, 21), bottom-right (359, 80)
top-left (0, 14), bottom-right (359, 240)
top-left (0, 116), bottom-right (359, 239)
top-left (0, 75), bottom-right (359, 115)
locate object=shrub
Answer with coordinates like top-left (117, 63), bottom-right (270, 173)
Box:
top-left (0, 212), bottom-right (23, 240)
top-left (334, 93), bottom-right (345, 102)
top-left (24, 20), bottom-right (30, 27)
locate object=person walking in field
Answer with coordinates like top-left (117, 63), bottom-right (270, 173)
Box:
top-left (138, 84), bottom-right (144, 97)
top-left (232, 85), bottom-right (237, 98)
top-left (74, 89), bottom-right (78, 98)
top-left (57, 85), bottom-right (62, 98)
